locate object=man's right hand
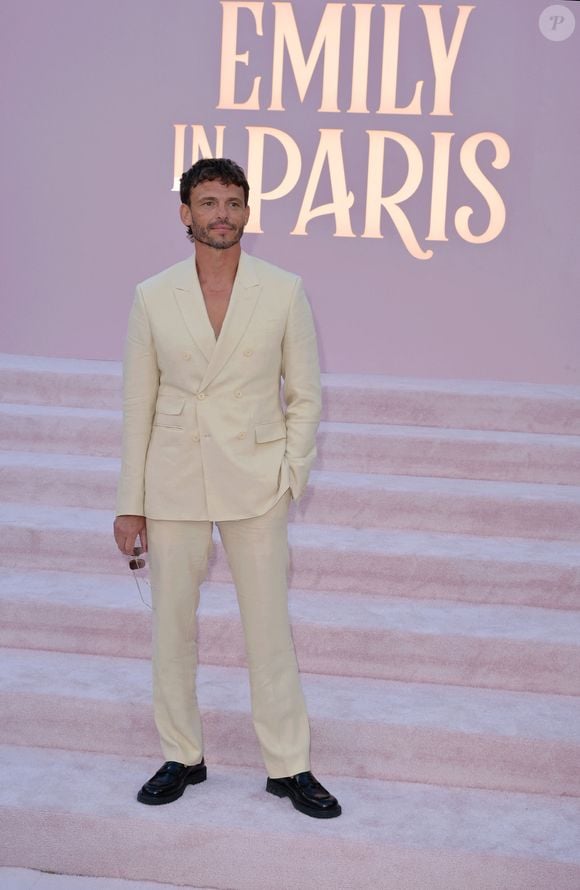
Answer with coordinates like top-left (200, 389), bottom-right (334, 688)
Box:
top-left (114, 514), bottom-right (148, 556)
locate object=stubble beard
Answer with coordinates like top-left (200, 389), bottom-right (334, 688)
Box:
top-left (190, 221), bottom-right (244, 251)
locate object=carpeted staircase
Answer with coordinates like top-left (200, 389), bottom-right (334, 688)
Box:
top-left (0, 352), bottom-right (579, 890)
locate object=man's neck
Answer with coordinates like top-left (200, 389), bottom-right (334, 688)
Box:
top-left (194, 242), bottom-right (241, 286)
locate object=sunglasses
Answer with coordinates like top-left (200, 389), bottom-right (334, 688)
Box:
top-left (128, 546), bottom-right (152, 609)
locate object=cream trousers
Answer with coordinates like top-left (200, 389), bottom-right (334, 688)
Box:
top-left (146, 490), bottom-right (311, 779)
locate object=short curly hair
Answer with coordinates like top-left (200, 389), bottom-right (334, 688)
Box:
top-left (180, 158), bottom-right (249, 207)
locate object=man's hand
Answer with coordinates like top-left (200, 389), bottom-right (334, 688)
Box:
top-left (114, 514), bottom-right (148, 556)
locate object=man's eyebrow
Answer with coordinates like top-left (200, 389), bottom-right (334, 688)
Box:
top-left (194, 193), bottom-right (242, 201)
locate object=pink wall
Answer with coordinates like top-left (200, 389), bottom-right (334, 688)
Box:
top-left (1, 0), bottom-right (579, 383)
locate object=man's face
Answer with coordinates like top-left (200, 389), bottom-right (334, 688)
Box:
top-left (180, 179), bottom-right (250, 250)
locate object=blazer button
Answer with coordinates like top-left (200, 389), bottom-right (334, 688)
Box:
top-left (192, 433), bottom-right (200, 442)
top-left (237, 431), bottom-right (246, 439)
top-left (234, 390), bottom-right (242, 399)
top-left (197, 393), bottom-right (206, 400)
top-left (243, 349), bottom-right (253, 357)
top-left (183, 352), bottom-right (192, 361)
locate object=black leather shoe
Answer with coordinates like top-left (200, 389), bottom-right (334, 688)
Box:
top-left (137, 759), bottom-right (207, 805)
top-left (266, 770), bottom-right (341, 818)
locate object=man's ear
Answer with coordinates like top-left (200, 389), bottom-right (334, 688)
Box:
top-left (179, 203), bottom-right (191, 227)
top-left (244, 204), bottom-right (251, 224)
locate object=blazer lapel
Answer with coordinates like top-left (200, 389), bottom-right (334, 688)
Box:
top-left (172, 256), bottom-right (216, 364)
top-left (200, 251), bottom-right (261, 390)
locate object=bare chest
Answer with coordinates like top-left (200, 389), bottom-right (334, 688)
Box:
top-left (201, 285), bottom-right (232, 339)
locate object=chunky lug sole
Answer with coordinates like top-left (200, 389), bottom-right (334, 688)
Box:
top-left (266, 778), bottom-right (342, 819)
top-left (137, 763), bottom-right (207, 806)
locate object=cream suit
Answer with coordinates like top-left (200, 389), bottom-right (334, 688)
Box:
top-left (116, 250), bottom-right (321, 521)
top-left (116, 250), bottom-right (322, 778)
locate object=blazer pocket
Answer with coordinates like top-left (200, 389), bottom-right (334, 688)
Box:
top-left (153, 396), bottom-right (186, 429)
top-left (255, 420), bottom-right (286, 443)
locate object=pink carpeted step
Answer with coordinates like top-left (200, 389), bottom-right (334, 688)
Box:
top-left (0, 403), bottom-right (121, 457)
top-left (299, 471), bottom-right (580, 540)
top-left (4, 404), bottom-right (580, 490)
top-left (3, 403), bottom-right (580, 485)
top-left (2, 353), bottom-right (580, 434)
top-left (1, 648), bottom-right (579, 796)
top-left (0, 869), bottom-right (213, 890)
top-left (1, 502), bottom-right (579, 609)
top-left (322, 373), bottom-right (580, 434)
top-left (1, 569), bottom-right (580, 696)
top-left (318, 421), bottom-right (580, 484)
top-left (0, 354), bottom-right (122, 409)
top-left (2, 452), bottom-right (579, 541)
top-left (0, 745), bottom-right (579, 890)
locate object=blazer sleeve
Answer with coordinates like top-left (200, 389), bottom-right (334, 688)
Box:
top-left (115, 286), bottom-right (159, 516)
top-left (281, 277), bottom-right (322, 500)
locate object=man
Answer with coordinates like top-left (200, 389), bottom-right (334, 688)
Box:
top-left (113, 158), bottom-right (341, 819)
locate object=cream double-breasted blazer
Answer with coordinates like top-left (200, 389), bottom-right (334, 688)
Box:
top-left (116, 250), bottom-right (322, 521)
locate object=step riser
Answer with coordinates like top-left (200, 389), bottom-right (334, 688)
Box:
top-left (0, 413), bottom-right (120, 458)
top-left (297, 485), bottom-right (579, 541)
top-left (324, 388), bottom-right (580, 435)
top-left (3, 364), bottom-right (580, 434)
top-left (1, 691), bottom-right (578, 797)
top-left (0, 369), bottom-right (121, 410)
top-left (2, 599), bottom-right (578, 696)
top-left (2, 413), bottom-right (580, 486)
top-left (3, 463), bottom-right (579, 542)
top-left (3, 805), bottom-right (578, 890)
top-left (1, 523), bottom-right (578, 609)
top-left (318, 431), bottom-right (580, 485)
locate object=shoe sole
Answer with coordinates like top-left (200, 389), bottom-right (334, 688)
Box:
top-left (137, 764), bottom-right (207, 805)
top-left (266, 778), bottom-right (342, 819)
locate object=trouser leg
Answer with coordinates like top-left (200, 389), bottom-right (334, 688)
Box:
top-left (146, 517), bottom-right (213, 765)
top-left (217, 490), bottom-right (311, 778)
